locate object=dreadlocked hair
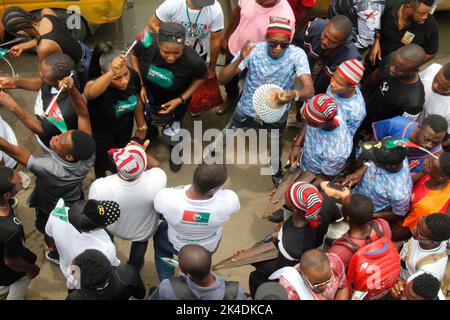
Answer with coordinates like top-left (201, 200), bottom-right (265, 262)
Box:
top-left (3, 6), bottom-right (39, 35)
top-left (412, 273), bottom-right (441, 300)
top-left (425, 213), bottom-right (450, 242)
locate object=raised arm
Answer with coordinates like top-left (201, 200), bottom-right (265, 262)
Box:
top-left (0, 137), bottom-right (31, 166)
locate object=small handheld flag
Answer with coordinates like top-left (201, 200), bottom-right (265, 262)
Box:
top-left (124, 40), bottom-right (137, 57)
top-left (160, 257), bottom-right (179, 268)
top-left (385, 138), bottom-right (439, 159)
top-left (50, 198), bottom-right (69, 222)
top-left (0, 48), bottom-right (8, 59)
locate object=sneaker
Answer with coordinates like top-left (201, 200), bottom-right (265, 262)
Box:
top-left (216, 96), bottom-right (238, 115)
top-left (9, 197), bottom-right (18, 208)
top-left (18, 171), bottom-right (31, 190)
top-left (163, 121), bottom-right (181, 137)
top-left (271, 171), bottom-right (284, 187)
top-left (44, 250), bottom-right (60, 266)
top-left (169, 146), bottom-right (183, 172)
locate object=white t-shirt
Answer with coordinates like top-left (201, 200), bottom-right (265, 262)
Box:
top-left (154, 185), bottom-right (240, 252)
top-left (88, 168), bottom-right (167, 242)
top-left (0, 115), bottom-right (18, 168)
top-left (418, 63), bottom-right (450, 134)
top-left (45, 214), bottom-right (120, 288)
top-left (400, 238), bottom-right (448, 281)
top-left (155, 0), bottom-right (224, 57)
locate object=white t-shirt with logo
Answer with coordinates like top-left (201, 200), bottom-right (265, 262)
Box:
top-left (0, 115), bottom-right (18, 168)
top-left (88, 168), bottom-right (167, 242)
top-left (399, 238), bottom-right (448, 280)
top-left (154, 185), bottom-right (240, 252)
top-left (155, 0), bottom-right (224, 57)
top-left (45, 214), bottom-right (120, 288)
top-left (418, 63), bottom-right (450, 134)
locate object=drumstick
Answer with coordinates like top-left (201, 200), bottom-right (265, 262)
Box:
top-left (45, 71), bottom-right (74, 115)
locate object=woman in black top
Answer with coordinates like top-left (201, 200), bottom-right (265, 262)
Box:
top-left (131, 22), bottom-right (207, 171)
top-left (84, 42), bottom-right (147, 178)
top-left (2, 7), bottom-right (90, 88)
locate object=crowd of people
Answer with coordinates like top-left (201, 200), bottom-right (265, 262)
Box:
top-left (0, 0), bottom-right (449, 300)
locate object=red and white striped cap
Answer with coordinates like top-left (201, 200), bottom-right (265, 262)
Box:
top-left (266, 16), bottom-right (292, 37)
top-left (303, 94), bottom-right (338, 127)
top-left (337, 59), bottom-right (365, 85)
top-left (108, 145), bottom-right (147, 181)
top-left (285, 181), bottom-right (323, 228)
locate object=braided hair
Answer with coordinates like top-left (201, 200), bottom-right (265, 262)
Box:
top-left (43, 52), bottom-right (75, 82)
top-left (3, 6), bottom-right (39, 35)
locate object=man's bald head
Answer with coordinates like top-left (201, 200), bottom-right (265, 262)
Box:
top-left (179, 244), bottom-right (212, 280)
top-left (300, 249), bottom-right (330, 272)
top-left (398, 44), bottom-right (426, 69)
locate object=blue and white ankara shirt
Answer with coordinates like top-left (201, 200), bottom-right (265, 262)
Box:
top-left (326, 86), bottom-right (366, 138)
top-left (300, 116), bottom-right (353, 176)
top-left (353, 159), bottom-right (413, 216)
top-left (235, 42), bottom-right (311, 117)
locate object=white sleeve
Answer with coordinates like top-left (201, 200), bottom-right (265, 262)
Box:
top-left (154, 189), bottom-right (168, 215)
top-left (88, 181), bottom-right (100, 200)
top-left (227, 190), bottom-right (241, 214)
top-left (155, 0), bottom-right (176, 22)
top-left (148, 168), bottom-right (168, 194)
top-left (45, 215), bottom-right (54, 237)
top-left (210, 3), bottom-right (225, 32)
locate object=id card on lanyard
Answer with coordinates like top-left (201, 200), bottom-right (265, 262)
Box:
top-left (185, 1), bottom-right (203, 47)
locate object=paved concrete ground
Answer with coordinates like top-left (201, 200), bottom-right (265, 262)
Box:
top-left (0, 1), bottom-right (449, 299)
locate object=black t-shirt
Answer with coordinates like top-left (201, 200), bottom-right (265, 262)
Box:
top-left (66, 265), bottom-right (146, 300)
top-left (39, 82), bottom-right (79, 148)
top-left (278, 193), bottom-right (342, 264)
top-left (38, 14), bottom-right (82, 63)
top-left (0, 209), bottom-right (37, 286)
top-left (362, 63), bottom-right (424, 130)
top-left (379, 0), bottom-right (439, 58)
top-left (88, 68), bottom-right (142, 138)
top-left (132, 32), bottom-right (207, 108)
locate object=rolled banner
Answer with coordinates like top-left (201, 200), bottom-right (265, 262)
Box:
top-left (252, 84), bottom-right (288, 124)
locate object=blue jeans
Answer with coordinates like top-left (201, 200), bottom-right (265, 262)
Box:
top-left (153, 220), bottom-right (178, 282)
top-left (107, 231), bottom-right (149, 271)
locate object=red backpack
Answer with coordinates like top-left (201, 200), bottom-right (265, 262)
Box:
top-left (346, 238), bottom-right (400, 300)
top-left (333, 220), bottom-right (385, 254)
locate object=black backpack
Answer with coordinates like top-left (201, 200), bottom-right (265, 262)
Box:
top-left (169, 276), bottom-right (240, 300)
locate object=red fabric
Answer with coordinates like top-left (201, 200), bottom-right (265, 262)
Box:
top-left (287, 0), bottom-right (317, 10)
top-left (187, 76), bottom-right (224, 113)
top-left (328, 219), bottom-right (391, 270)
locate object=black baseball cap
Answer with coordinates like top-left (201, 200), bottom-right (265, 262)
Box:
top-left (158, 22), bottom-right (185, 44)
top-left (68, 200), bottom-right (121, 233)
top-left (191, 0), bottom-right (215, 6)
top-left (361, 137), bottom-right (407, 166)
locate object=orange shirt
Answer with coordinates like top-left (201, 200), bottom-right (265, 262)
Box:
top-left (403, 176), bottom-right (450, 231)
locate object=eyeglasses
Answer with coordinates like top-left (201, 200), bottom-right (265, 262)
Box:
top-left (300, 270), bottom-right (332, 292)
top-left (268, 41), bottom-right (290, 49)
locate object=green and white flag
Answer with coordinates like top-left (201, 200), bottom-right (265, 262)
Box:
top-left (50, 198), bottom-right (69, 222)
top-left (160, 257), bottom-right (179, 268)
top-left (0, 48), bottom-right (8, 58)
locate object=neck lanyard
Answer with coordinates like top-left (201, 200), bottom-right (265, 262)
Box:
top-left (186, 1), bottom-right (203, 35)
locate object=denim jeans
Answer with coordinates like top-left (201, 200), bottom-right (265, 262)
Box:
top-left (107, 231), bottom-right (149, 271)
top-left (205, 108), bottom-right (288, 174)
top-left (153, 220), bottom-right (178, 282)
top-left (0, 276), bottom-right (31, 300)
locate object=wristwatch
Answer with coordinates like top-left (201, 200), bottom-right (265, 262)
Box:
top-left (179, 96), bottom-right (187, 104)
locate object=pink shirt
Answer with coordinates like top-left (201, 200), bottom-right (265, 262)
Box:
top-left (228, 0), bottom-right (296, 56)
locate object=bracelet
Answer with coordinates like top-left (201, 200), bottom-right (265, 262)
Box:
top-left (137, 124), bottom-right (148, 131)
top-left (292, 144), bottom-right (301, 149)
top-left (294, 90), bottom-right (301, 102)
top-left (179, 96), bottom-right (187, 104)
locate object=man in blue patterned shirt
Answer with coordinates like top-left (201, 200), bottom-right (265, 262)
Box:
top-left (326, 59), bottom-right (366, 139)
top-left (204, 17), bottom-right (314, 185)
top-left (290, 94), bottom-right (352, 185)
top-left (343, 138), bottom-right (413, 222)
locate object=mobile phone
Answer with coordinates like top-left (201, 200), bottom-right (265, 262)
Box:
top-left (328, 182), bottom-right (346, 191)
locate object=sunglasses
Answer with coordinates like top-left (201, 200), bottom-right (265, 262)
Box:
top-left (300, 270), bottom-right (332, 292)
top-left (268, 41), bottom-right (290, 49)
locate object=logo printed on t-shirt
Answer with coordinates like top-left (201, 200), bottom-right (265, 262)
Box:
top-left (113, 95), bottom-right (138, 117)
top-left (181, 210), bottom-right (211, 224)
top-left (146, 65), bottom-right (174, 88)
